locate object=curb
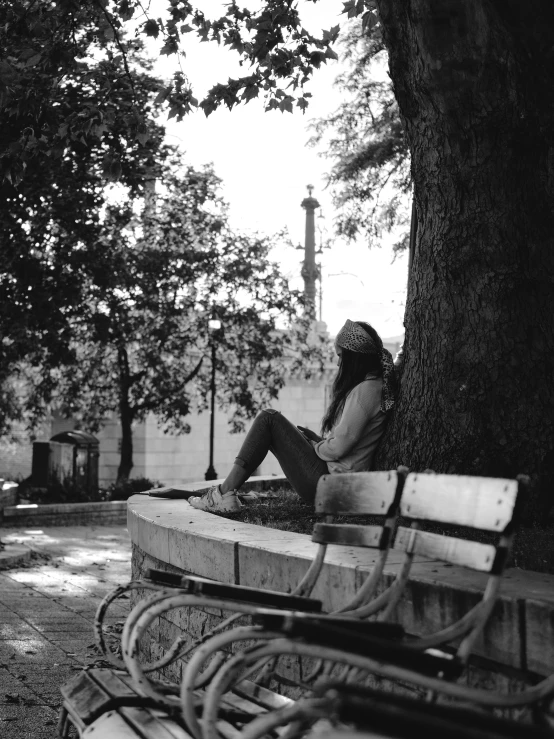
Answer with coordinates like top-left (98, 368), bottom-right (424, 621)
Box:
top-left (0, 543), bottom-right (32, 569)
top-left (1, 500), bottom-right (128, 527)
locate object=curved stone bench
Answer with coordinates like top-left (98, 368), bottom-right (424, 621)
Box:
top-left (128, 475), bottom-right (554, 693)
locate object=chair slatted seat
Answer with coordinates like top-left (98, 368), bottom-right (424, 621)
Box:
top-left (81, 707), bottom-right (192, 739)
top-left (59, 669), bottom-right (183, 738)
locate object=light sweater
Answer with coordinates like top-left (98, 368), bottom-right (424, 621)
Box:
top-left (314, 376), bottom-right (386, 474)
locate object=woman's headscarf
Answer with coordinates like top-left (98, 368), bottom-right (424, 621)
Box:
top-left (335, 319), bottom-right (396, 412)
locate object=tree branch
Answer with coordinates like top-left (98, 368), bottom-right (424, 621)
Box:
top-left (132, 356), bottom-right (204, 415)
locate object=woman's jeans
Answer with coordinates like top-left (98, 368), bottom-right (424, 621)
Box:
top-left (234, 409), bottom-right (329, 505)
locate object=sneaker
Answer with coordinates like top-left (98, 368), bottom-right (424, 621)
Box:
top-left (188, 486), bottom-right (243, 512)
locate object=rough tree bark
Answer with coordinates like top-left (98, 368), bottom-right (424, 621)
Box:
top-left (116, 345), bottom-right (134, 485)
top-left (374, 0), bottom-right (554, 519)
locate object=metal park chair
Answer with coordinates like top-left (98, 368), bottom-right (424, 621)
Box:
top-left (122, 469), bottom-right (410, 732)
top-left (59, 468), bottom-right (408, 737)
top-left (192, 472), bottom-right (527, 739)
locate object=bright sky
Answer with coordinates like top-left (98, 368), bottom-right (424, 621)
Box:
top-left (147, 0), bottom-right (408, 339)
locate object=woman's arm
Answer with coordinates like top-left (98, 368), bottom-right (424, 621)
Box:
top-left (314, 380), bottom-right (381, 462)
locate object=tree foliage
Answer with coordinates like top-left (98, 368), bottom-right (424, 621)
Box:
top-left (0, 0), bottom-right (353, 185)
top-left (0, 11), bottom-right (168, 436)
top-left (0, 1), bottom-right (168, 185)
top-left (308, 18), bottom-right (411, 251)
top-left (54, 158), bottom-right (321, 481)
top-left (0, 0), bottom-right (326, 453)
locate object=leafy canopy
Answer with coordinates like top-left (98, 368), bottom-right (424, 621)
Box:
top-left (308, 18), bottom-right (410, 251)
top-left (0, 0), bottom-right (380, 185)
top-left (55, 156), bottom-right (321, 438)
top-left (0, 16), bottom-right (170, 435)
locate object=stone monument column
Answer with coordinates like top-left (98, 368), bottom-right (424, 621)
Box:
top-left (301, 184), bottom-right (320, 311)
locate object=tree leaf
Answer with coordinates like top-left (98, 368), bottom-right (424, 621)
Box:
top-left (144, 19), bottom-right (160, 38)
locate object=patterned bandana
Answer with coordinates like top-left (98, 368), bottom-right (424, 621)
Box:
top-left (335, 319), bottom-right (396, 413)
top-left (336, 319), bottom-right (377, 354)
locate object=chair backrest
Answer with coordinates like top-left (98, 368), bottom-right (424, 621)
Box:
top-left (395, 472), bottom-right (520, 572)
top-left (292, 469), bottom-right (407, 607)
top-left (312, 470), bottom-right (406, 549)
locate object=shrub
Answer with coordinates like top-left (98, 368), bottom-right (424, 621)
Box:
top-left (24, 478), bottom-right (106, 504)
top-left (105, 477), bottom-right (162, 501)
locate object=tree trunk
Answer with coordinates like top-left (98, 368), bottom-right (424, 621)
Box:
top-left (116, 345), bottom-right (134, 484)
top-left (374, 0), bottom-right (554, 521)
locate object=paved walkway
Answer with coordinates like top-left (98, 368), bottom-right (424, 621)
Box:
top-left (0, 525), bottom-right (132, 738)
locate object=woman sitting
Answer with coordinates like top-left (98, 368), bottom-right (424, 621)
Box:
top-left (188, 319), bottom-right (396, 512)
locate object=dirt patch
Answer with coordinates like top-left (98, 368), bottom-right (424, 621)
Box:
top-left (214, 488), bottom-right (554, 575)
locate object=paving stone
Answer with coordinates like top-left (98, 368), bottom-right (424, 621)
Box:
top-left (0, 612), bottom-right (24, 622)
top-left (0, 521), bottom-right (132, 739)
top-left (0, 703), bottom-right (59, 737)
top-left (1, 639), bottom-right (70, 662)
top-left (47, 630), bottom-right (96, 641)
top-left (0, 623), bottom-right (41, 640)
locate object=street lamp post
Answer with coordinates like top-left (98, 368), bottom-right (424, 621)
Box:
top-left (205, 317), bottom-right (221, 481)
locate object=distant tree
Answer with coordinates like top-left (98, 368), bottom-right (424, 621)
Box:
top-left (0, 8), bottom-right (167, 436)
top-left (308, 19), bottom-right (411, 252)
top-left (0, 1), bottom-right (166, 185)
top-left (54, 160), bottom-right (319, 483)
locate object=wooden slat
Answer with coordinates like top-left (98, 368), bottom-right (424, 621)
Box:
top-left (401, 473), bottom-right (518, 531)
top-left (89, 669), bottom-right (138, 699)
top-left (312, 523), bottom-right (382, 548)
top-left (60, 670), bottom-right (113, 725)
top-left (82, 710), bottom-right (147, 738)
top-left (315, 471), bottom-right (399, 515)
top-left (184, 576), bottom-right (322, 613)
top-left (233, 678), bottom-right (293, 711)
top-left (395, 527), bottom-right (497, 572)
top-left (215, 720), bottom-right (243, 739)
top-left (220, 691), bottom-right (266, 716)
top-left (119, 707), bottom-right (191, 739)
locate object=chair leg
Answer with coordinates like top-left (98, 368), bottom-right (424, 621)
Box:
top-left (57, 708), bottom-right (70, 739)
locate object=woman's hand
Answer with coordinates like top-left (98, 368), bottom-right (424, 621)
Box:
top-left (297, 425), bottom-right (322, 443)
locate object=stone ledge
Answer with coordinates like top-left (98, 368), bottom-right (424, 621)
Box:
top-left (0, 543), bottom-right (32, 569)
top-left (2, 500), bottom-right (127, 527)
top-left (127, 475), bottom-right (554, 681)
top-left (0, 483), bottom-right (19, 517)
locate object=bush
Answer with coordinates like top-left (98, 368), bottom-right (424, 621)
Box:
top-left (105, 477), bottom-right (162, 501)
top-left (20, 476), bottom-right (161, 504)
top-left (24, 478), bottom-right (106, 504)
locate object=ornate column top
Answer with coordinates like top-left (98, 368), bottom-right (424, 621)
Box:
top-left (301, 184), bottom-right (320, 211)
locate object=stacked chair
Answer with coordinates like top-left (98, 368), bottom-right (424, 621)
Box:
top-left (60, 467), bottom-right (408, 737)
top-left (58, 468), bottom-right (554, 739)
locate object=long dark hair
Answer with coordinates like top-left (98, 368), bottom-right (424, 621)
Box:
top-left (321, 322), bottom-right (384, 435)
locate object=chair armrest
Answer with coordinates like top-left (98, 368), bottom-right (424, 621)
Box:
top-left (145, 570), bottom-right (322, 613)
top-left (253, 610), bottom-right (405, 641)
top-left (252, 611), bottom-right (462, 680)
